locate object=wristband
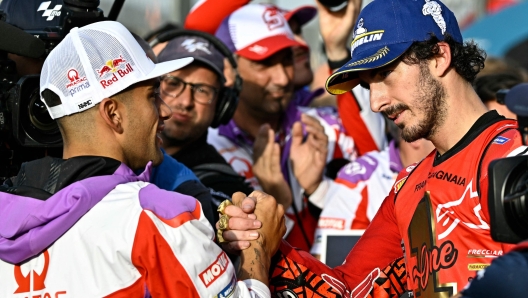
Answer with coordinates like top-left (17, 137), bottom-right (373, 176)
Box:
top-left (328, 52), bottom-right (351, 70)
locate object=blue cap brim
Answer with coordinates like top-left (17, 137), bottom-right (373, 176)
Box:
top-left (326, 42), bottom-right (413, 94)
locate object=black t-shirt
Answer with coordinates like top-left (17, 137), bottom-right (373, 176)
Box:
top-left (171, 133), bottom-right (254, 198)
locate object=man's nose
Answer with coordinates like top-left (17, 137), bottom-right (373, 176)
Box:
top-left (369, 84), bottom-right (390, 113)
top-left (269, 63), bottom-right (291, 87)
top-left (159, 97), bottom-right (172, 120)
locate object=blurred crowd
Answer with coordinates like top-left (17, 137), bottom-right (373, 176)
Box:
top-left (1, 0), bottom-right (528, 297)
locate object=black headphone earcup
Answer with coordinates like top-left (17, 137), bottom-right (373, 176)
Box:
top-left (211, 87), bottom-right (239, 128)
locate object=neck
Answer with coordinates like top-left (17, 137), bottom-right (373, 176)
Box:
top-left (398, 138), bottom-right (435, 167)
top-left (429, 79), bottom-right (488, 155)
top-left (232, 103), bottom-right (282, 139)
top-left (61, 126), bottom-right (125, 163)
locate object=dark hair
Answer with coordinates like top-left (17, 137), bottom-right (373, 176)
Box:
top-left (473, 72), bottom-right (525, 102)
top-left (402, 34), bottom-right (486, 83)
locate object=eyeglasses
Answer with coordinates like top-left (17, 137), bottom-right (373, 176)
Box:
top-left (159, 75), bottom-right (219, 105)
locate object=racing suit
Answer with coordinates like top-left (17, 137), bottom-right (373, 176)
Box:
top-left (268, 111), bottom-right (527, 297)
top-left (311, 140), bottom-right (403, 256)
top-left (208, 104), bottom-right (356, 251)
top-left (0, 156), bottom-right (270, 297)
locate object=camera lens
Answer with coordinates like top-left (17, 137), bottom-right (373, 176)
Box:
top-left (29, 94), bottom-right (56, 131)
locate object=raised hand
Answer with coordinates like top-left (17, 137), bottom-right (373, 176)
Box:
top-left (317, 0), bottom-right (362, 62)
top-left (290, 114), bottom-right (329, 195)
top-left (252, 124), bottom-right (293, 209)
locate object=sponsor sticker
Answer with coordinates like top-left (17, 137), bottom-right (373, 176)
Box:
top-left (468, 263), bottom-right (490, 271)
top-left (215, 275), bottom-right (236, 298)
top-left (394, 177), bottom-right (407, 194)
top-left (493, 136), bottom-right (510, 145)
top-left (200, 251), bottom-right (230, 287)
top-left (66, 69), bottom-right (90, 97)
top-left (317, 217), bottom-right (345, 230)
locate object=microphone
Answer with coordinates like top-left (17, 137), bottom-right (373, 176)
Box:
top-left (0, 20), bottom-right (46, 59)
top-left (505, 83), bottom-right (528, 117)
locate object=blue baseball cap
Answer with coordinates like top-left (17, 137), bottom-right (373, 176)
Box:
top-left (505, 83), bottom-right (528, 117)
top-left (325, 0), bottom-right (463, 95)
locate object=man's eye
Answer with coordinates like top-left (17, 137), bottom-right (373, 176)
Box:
top-left (379, 70), bottom-right (393, 78)
top-left (359, 82), bottom-right (370, 90)
top-left (196, 86), bottom-right (211, 95)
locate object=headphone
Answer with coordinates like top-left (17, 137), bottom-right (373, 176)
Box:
top-left (150, 29), bottom-right (242, 128)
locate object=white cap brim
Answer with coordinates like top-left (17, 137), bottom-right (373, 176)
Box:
top-left (141, 57), bottom-right (194, 82)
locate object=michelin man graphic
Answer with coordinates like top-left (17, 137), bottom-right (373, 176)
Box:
top-left (355, 18), bottom-right (368, 36)
top-left (422, 0), bottom-right (446, 35)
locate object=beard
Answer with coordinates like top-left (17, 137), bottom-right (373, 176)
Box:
top-left (397, 63), bottom-right (447, 142)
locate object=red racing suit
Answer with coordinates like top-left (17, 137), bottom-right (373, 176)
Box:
top-left (269, 112), bottom-right (526, 297)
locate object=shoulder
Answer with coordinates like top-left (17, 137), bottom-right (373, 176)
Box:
top-left (137, 183), bottom-right (201, 220)
top-left (336, 151), bottom-right (384, 184)
top-left (207, 127), bottom-right (237, 148)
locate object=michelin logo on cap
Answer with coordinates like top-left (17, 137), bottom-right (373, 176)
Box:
top-left (350, 18), bottom-right (384, 55)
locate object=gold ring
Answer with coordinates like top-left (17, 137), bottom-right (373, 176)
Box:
top-left (217, 229), bottom-right (227, 244)
top-left (217, 200), bottom-right (233, 215)
top-left (218, 214), bottom-right (230, 230)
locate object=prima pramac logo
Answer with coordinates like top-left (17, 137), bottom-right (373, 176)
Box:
top-left (13, 250), bottom-right (67, 297)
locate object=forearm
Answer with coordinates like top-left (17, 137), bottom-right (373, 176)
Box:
top-left (238, 243), bottom-right (271, 285)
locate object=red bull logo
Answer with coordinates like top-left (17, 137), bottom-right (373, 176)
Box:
top-left (96, 55), bottom-right (135, 89)
top-left (96, 55), bottom-right (127, 77)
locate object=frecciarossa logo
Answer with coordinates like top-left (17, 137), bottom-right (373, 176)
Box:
top-left (200, 251), bottom-right (230, 287)
top-left (96, 55), bottom-right (134, 89)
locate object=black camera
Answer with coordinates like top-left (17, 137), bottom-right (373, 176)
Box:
top-left (0, 0), bottom-right (110, 180)
top-left (488, 83), bottom-right (528, 244)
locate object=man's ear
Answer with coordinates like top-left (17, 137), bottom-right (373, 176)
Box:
top-left (99, 98), bottom-right (124, 134)
top-left (431, 41), bottom-right (452, 78)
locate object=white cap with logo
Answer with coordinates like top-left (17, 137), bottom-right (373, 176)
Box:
top-left (40, 21), bottom-right (193, 119)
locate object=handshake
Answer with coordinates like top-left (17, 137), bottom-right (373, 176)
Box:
top-left (216, 191), bottom-right (287, 283)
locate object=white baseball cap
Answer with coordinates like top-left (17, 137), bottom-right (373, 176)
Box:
top-left (215, 4), bottom-right (305, 61)
top-left (40, 21), bottom-right (193, 119)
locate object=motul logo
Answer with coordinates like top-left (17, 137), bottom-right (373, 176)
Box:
top-left (200, 251), bottom-right (229, 287)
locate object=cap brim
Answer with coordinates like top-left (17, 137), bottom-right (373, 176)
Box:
top-left (284, 6), bottom-right (317, 27)
top-left (237, 35), bottom-right (304, 61)
top-left (325, 42), bottom-right (413, 95)
top-left (142, 57), bottom-right (194, 81)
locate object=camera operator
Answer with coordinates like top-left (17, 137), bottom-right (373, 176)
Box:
top-left (0, 0), bottom-right (106, 181)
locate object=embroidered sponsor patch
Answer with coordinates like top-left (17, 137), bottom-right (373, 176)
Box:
top-left (200, 251), bottom-right (230, 287)
top-left (394, 177), bottom-right (407, 194)
top-left (493, 136), bottom-right (510, 145)
top-left (468, 263), bottom-right (490, 271)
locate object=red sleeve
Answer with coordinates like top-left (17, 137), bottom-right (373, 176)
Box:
top-left (333, 189), bottom-right (403, 292)
top-left (337, 91), bottom-right (379, 156)
top-left (184, 0), bottom-right (250, 34)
